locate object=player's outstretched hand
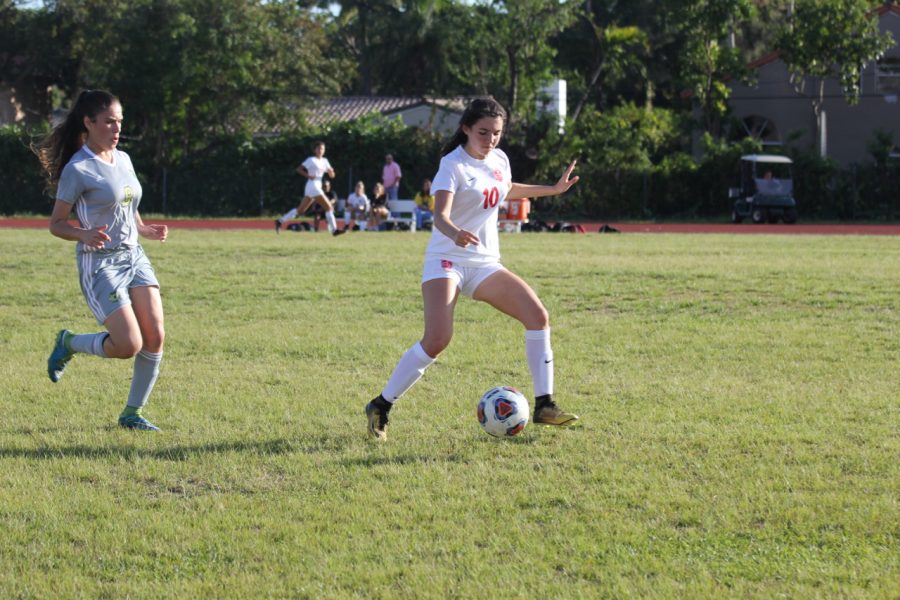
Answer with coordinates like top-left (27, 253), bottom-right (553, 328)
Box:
top-left (554, 159), bottom-right (580, 195)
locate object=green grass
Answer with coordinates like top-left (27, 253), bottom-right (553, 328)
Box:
top-left (0, 229), bottom-right (897, 599)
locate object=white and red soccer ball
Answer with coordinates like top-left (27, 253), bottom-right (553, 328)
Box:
top-left (477, 386), bottom-right (529, 437)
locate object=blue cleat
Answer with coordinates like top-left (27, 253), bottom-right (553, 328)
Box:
top-left (48, 329), bottom-right (74, 383)
top-left (118, 413), bottom-right (161, 432)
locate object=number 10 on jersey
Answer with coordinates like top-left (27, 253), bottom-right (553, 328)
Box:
top-left (482, 187), bottom-right (500, 209)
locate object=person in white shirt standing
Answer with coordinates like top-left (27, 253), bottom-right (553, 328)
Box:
top-left (365, 98), bottom-right (580, 440)
top-left (275, 141), bottom-right (345, 236)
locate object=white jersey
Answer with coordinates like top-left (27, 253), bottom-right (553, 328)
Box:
top-left (302, 155), bottom-right (332, 198)
top-left (302, 156), bottom-right (332, 181)
top-left (426, 145), bottom-right (511, 266)
top-left (347, 192), bottom-right (370, 212)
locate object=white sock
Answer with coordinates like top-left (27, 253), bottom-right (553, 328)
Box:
top-left (525, 329), bottom-right (553, 397)
top-left (127, 350), bottom-right (162, 409)
top-left (69, 332), bottom-right (108, 358)
top-left (280, 208), bottom-right (298, 222)
top-left (381, 342), bottom-right (436, 402)
top-left (325, 210), bottom-right (337, 233)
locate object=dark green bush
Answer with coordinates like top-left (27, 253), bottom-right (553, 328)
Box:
top-left (1, 116), bottom-right (895, 221)
top-left (0, 125), bottom-right (52, 215)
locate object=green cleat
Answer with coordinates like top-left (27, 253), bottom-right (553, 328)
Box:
top-left (118, 413), bottom-right (161, 432)
top-left (47, 329), bottom-right (74, 383)
top-left (533, 399), bottom-right (579, 426)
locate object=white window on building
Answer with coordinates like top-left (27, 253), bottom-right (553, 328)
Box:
top-left (741, 115), bottom-right (781, 146)
top-left (876, 58), bottom-right (900, 93)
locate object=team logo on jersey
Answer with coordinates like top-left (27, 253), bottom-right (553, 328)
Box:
top-left (108, 291), bottom-right (120, 302)
top-left (492, 169), bottom-right (504, 182)
top-left (122, 185), bottom-right (135, 206)
top-left (441, 259), bottom-right (453, 270)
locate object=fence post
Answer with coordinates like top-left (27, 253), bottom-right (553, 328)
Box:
top-left (162, 167), bottom-right (168, 215)
top-left (259, 167), bottom-right (265, 214)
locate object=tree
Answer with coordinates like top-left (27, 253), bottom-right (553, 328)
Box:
top-left (317, 0), bottom-right (452, 95)
top-left (777, 0), bottom-right (894, 155)
top-left (0, 1), bottom-right (79, 124)
top-left (473, 0), bottom-right (579, 120)
top-left (24, 0), bottom-right (345, 164)
top-left (671, 0), bottom-right (755, 137)
top-left (566, 21), bottom-right (650, 124)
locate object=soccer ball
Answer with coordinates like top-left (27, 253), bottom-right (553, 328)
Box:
top-left (477, 386), bottom-right (529, 437)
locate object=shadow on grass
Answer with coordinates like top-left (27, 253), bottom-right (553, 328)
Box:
top-left (0, 436), bottom-right (341, 461)
top-left (341, 452), bottom-right (470, 468)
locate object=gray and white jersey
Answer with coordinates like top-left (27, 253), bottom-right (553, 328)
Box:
top-left (57, 146), bottom-right (143, 253)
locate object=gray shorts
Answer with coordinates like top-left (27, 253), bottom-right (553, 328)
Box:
top-left (77, 245), bottom-right (160, 324)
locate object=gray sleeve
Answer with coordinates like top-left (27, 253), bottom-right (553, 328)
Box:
top-left (56, 163), bottom-right (82, 204)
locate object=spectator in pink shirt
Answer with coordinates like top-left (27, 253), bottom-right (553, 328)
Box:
top-left (382, 154), bottom-right (402, 200)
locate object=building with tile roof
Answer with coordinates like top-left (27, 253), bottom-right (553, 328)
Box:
top-left (250, 96), bottom-right (475, 137)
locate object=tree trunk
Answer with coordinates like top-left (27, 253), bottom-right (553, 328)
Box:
top-left (571, 61), bottom-right (604, 125)
top-left (506, 45), bottom-right (518, 121)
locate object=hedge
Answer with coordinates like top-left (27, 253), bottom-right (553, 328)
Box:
top-left (2, 120), bottom-right (896, 221)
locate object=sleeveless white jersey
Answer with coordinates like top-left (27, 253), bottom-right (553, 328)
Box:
top-left (426, 145), bottom-right (511, 266)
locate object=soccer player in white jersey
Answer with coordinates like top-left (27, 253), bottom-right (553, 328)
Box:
top-left (365, 98), bottom-right (580, 440)
top-left (34, 90), bottom-right (168, 431)
top-left (275, 141), bottom-right (345, 236)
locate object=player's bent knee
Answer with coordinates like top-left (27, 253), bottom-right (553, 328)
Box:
top-left (522, 306), bottom-right (549, 330)
top-left (109, 340), bottom-right (141, 359)
top-left (421, 335), bottom-right (450, 358)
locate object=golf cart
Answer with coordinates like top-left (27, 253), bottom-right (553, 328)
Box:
top-left (729, 154), bottom-right (798, 224)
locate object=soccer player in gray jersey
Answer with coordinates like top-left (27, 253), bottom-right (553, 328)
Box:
top-left (34, 90), bottom-right (168, 431)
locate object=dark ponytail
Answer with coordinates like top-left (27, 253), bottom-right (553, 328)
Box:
top-left (33, 89), bottom-right (119, 191)
top-left (440, 97), bottom-right (507, 157)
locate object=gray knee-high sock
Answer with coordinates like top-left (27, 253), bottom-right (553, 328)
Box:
top-left (126, 350), bottom-right (163, 409)
top-left (68, 332), bottom-right (108, 357)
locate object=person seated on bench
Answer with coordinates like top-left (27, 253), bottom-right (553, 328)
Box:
top-left (368, 182), bottom-right (389, 230)
top-left (345, 180), bottom-right (370, 231)
top-left (414, 178), bottom-right (435, 231)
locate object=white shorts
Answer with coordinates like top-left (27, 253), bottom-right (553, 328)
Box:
top-left (304, 179), bottom-right (325, 199)
top-left (421, 257), bottom-right (506, 298)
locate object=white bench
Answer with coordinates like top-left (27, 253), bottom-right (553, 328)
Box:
top-left (498, 219), bottom-right (528, 233)
top-left (385, 199), bottom-right (417, 232)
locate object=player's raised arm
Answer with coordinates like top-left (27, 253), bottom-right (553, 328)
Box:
top-left (508, 159), bottom-right (579, 200)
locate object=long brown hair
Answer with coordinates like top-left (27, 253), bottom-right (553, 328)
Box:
top-left (32, 89), bottom-right (119, 190)
top-left (441, 98), bottom-right (507, 157)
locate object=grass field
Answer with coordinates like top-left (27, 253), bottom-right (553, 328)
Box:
top-left (0, 228), bottom-right (897, 599)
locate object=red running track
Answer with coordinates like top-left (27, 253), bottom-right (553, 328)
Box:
top-left (1, 218), bottom-right (898, 235)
